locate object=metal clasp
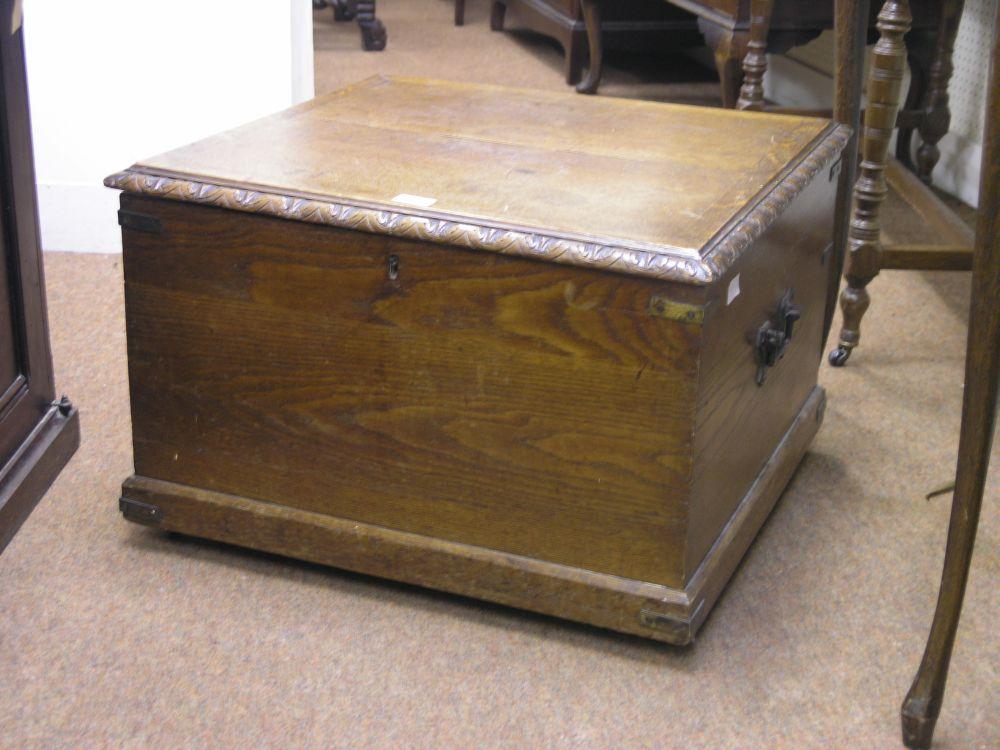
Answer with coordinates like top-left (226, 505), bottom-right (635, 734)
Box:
top-left (755, 289), bottom-right (801, 386)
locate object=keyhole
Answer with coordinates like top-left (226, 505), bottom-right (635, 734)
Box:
top-left (387, 254), bottom-right (399, 280)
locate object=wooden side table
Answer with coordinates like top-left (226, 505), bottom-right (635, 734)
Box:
top-left (730, 0), bottom-right (974, 363)
top-left (767, 2), bottom-right (991, 744)
top-left (642, 1), bottom-right (952, 185)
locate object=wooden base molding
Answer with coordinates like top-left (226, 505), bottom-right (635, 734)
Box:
top-left (0, 405), bottom-right (80, 552)
top-left (120, 387), bottom-right (824, 645)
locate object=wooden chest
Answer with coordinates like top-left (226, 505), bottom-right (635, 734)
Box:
top-left (107, 77), bottom-right (847, 644)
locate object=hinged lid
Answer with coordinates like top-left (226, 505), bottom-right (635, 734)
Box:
top-left (105, 76), bottom-right (848, 285)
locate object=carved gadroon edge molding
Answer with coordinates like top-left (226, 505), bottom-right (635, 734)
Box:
top-left (699, 123), bottom-right (851, 280)
top-left (104, 124), bottom-right (849, 286)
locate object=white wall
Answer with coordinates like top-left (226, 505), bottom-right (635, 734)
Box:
top-left (23, 1), bottom-right (314, 253)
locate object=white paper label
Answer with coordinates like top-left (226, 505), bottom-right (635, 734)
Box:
top-left (391, 193), bottom-right (437, 209)
top-left (726, 274), bottom-right (741, 305)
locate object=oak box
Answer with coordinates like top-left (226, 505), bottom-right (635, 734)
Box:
top-left (107, 77), bottom-right (847, 644)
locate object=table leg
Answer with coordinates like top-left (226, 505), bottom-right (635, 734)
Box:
top-left (914, 0), bottom-right (965, 183)
top-left (355, 1), bottom-right (387, 51)
top-left (824, 0), bottom-right (871, 353)
top-left (736, 0), bottom-right (775, 111)
top-left (490, 1), bottom-right (506, 32)
top-left (698, 19), bottom-right (749, 108)
top-left (576, 0), bottom-right (604, 95)
top-left (455, 0), bottom-right (465, 26)
top-left (901, 7), bottom-right (999, 747)
top-left (331, 0), bottom-right (353, 21)
top-left (830, 0), bottom-right (912, 367)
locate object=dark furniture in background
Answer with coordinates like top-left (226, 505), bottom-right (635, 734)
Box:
top-left (314, 0), bottom-right (386, 51)
top-left (0, 1), bottom-right (79, 553)
top-left (829, 0), bottom-right (974, 366)
top-left (677, 0), bottom-right (944, 110)
top-left (731, 0), bottom-right (963, 185)
top-left (577, 0), bottom-right (958, 185)
top-left (489, 0), bottom-right (701, 89)
top-left (724, 0), bottom-right (974, 364)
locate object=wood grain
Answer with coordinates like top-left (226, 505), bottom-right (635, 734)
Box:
top-left (119, 387), bottom-right (825, 645)
top-left (901, 6), bottom-right (999, 745)
top-left (118, 76), bottom-right (833, 260)
top-left (122, 194), bottom-right (703, 587)
top-left (112, 76), bottom-right (840, 639)
top-left (687, 164), bottom-right (833, 576)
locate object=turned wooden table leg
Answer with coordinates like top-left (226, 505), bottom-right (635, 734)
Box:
top-left (331, 0), bottom-right (352, 21)
top-left (824, 0), bottom-right (871, 352)
top-left (901, 8), bottom-right (999, 747)
top-left (330, 0), bottom-right (386, 50)
top-left (736, 0), bottom-right (775, 111)
top-left (355, 1), bottom-right (386, 50)
top-left (490, 1), bottom-right (506, 32)
top-left (576, 0), bottom-right (604, 95)
top-left (830, 0), bottom-right (912, 367)
top-left (914, 0), bottom-right (965, 183)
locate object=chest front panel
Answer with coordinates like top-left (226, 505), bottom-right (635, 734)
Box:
top-left (122, 195), bottom-right (705, 587)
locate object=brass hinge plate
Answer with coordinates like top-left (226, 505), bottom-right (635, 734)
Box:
top-left (647, 296), bottom-right (706, 325)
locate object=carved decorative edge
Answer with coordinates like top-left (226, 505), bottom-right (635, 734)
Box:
top-left (104, 170), bottom-right (709, 283)
top-left (104, 123), bottom-right (849, 286)
top-left (699, 123), bottom-right (852, 279)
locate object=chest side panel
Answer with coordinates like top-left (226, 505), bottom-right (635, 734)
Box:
top-left (686, 168), bottom-right (836, 580)
top-left (121, 195), bottom-right (702, 587)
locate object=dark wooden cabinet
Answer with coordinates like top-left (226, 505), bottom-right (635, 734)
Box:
top-left (0, 1), bottom-right (79, 553)
top-left (673, 0), bottom-right (945, 107)
top-left (491, 0), bottom-right (700, 86)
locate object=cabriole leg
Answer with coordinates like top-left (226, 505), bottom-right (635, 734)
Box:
top-left (900, 5), bottom-right (999, 745)
top-left (698, 19), bottom-right (749, 108)
top-left (576, 0), bottom-right (604, 94)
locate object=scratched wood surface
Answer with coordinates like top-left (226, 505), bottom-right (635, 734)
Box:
top-left (121, 194), bottom-right (704, 587)
top-left (132, 76), bottom-right (830, 257)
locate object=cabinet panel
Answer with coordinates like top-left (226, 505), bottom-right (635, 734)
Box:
top-left (0, 0), bottom-right (78, 552)
top-left (0, 236), bottom-right (21, 396)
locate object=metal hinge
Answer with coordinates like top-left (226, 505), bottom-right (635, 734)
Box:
top-left (638, 600), bottom-right (703, 644)
top-left (647, 296), bottom-right (707, 325)
top-left (119, 497), bottom-right (164, 525)
top-left (117, 210), bottom-right (162, 234)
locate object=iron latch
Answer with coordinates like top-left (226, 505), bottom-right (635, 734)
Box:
top-left (755, 289), bottom-right (801, 386)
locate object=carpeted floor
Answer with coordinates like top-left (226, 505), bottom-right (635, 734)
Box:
top-left (2, 2), bottom-right (997, 748)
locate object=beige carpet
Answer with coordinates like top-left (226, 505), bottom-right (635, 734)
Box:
top-left (2, 2), bottom-right (997, 748)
